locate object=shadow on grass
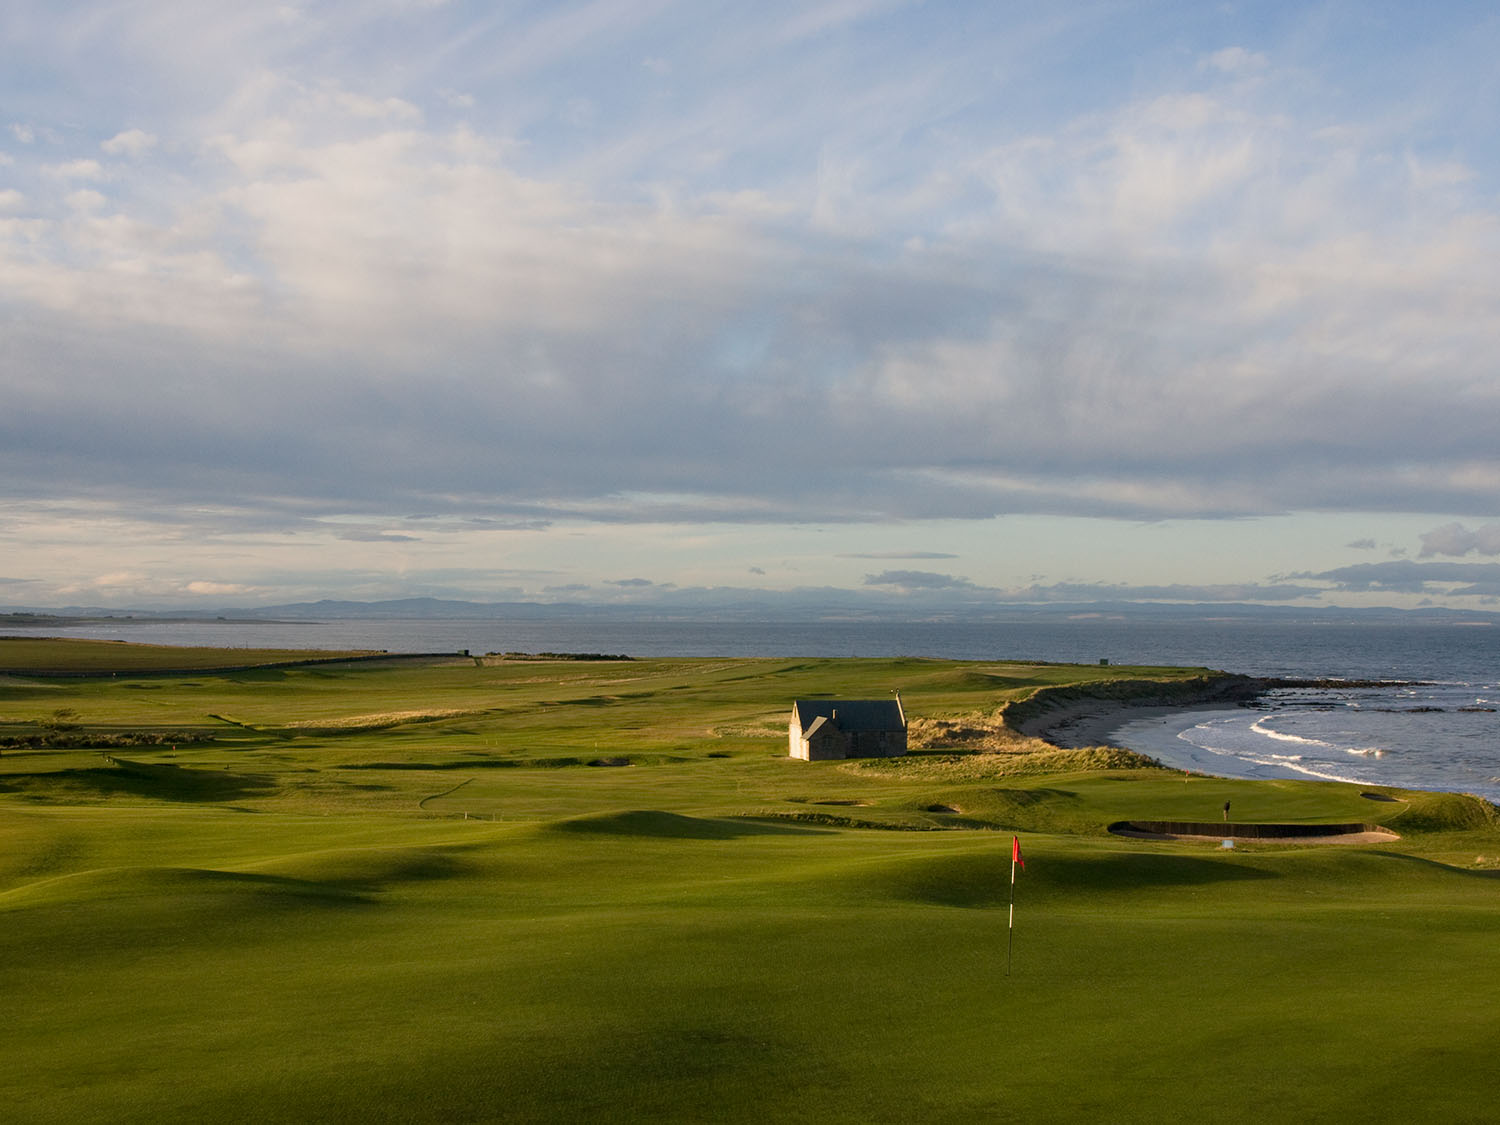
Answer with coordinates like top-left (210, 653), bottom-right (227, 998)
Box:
top-left (339, 755), bottom-right (689, 770)
top-left (1364, 849), bottom-right (1500, 880)
top-left (338, 759), bottom-right (522, 770)
top-left (6, 758), bottom-right (277, 803)
top-left (161, 866), bottom-right (379, 905)
top-left (551, 810), bottom-right (831, 839)
top-left (4, 847), bottom-right (483, 929)
top-left (1034, 851), bottom-right (1278, 895)
top-left (0, 864), bottom-right (376, 915)
top-left (864, 849), bottom-right (1276, 909)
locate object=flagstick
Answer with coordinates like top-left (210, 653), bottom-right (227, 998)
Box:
top-left (1006, 848), bottom-right (1016, 977)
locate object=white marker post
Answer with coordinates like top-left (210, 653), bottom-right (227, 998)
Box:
top-left (1007, 835), bottom-right (1024, 976)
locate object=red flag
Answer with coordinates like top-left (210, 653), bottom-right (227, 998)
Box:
top-left (1012, 835), bottom-right (1025, 870)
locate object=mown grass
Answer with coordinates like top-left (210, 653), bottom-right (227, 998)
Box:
top-left (2, 640), bottom-right (1498, 1123)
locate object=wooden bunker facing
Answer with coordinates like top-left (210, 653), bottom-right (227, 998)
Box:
top-left (788, 698), bottom-right (907, 761)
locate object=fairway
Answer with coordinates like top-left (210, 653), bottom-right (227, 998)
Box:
top-left (4, 643), bottom-right (1498, 1123)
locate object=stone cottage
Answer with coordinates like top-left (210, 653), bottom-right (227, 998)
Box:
top-left (788, 697), bottom-right (907, 760)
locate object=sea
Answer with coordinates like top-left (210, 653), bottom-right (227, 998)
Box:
top-left (24, 615), bottom-right (1500, 801)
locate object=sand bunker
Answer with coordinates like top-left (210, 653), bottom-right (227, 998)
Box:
top-left (1110, 820), bottom-right (1399, 844)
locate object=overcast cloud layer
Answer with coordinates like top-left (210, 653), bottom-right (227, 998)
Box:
top-left (4, 2), bottom-right (1500, 609)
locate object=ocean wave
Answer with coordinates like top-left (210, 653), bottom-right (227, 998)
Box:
top-left (1249, 715), bottom-right (1336, 749)
top-left (1175, 733), bottom-right (1235, 759)
top-left (1175, 722), bottom-right (1359, 783)
top-left (1175, 717), bottom-right (1247, 756)
top-left (1232, 752), bottom-right (1364, 787)
top-left (1346, 746), bottom-right (1387, 758)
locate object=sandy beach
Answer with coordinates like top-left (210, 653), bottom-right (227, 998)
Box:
top-left (1013, 695), bottom-right (1317, 783)
top-left (1012, 699), bottom-right (1201, 751)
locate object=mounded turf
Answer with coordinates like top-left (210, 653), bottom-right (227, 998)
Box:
top-left (3, 643), bottom-right (1498, 1123)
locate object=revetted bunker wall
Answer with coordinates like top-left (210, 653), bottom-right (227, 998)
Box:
top-left (1110, 821), bottom-right (1386, 839)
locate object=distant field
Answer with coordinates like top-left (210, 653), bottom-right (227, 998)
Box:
top-left (3, 641), bottom-right (1498, 1123)
top-left (0, 635), bottom-right (390, 673)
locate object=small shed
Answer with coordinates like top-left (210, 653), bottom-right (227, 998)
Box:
top-left (788, 698), bottom-right (907, 761)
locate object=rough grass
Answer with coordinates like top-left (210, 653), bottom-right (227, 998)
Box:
top-left (844, 744), bottom-right (1161, 780)
top-left (280, 707), bottom-right (481, 730)
top-left (907, 710), bottom-right (1040, 752)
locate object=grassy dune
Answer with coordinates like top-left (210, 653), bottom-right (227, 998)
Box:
top-left (2, 641), bottom-right (1498, 1123)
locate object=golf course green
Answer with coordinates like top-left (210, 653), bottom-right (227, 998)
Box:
top-left (3, 640), bottom-right (1498, 1123)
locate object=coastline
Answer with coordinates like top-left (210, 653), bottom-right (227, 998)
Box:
top-left (1015, 696), bottom-right (1320, 782)
top-left (1007, 675), bottom-right (1334, 783)
top-left (1014, 684), bottom-right (1434, 786)
top-left (1007, 671), bottom-right (1286, 754)
top-left (1010, 676), bottom-right (1456, 787)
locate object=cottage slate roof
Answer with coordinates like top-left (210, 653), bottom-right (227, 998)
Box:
top-left (792, 699), bottom-right (905, 732)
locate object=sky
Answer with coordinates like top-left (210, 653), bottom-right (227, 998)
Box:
top-left (3, 0), bottom-right (1500, 614)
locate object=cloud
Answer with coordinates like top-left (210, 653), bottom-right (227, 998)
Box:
top-left (100, 129), bottom-right (157, 158)
top-left (3, 2), bottom-right (1500, 611)
top-left (1307, 561), bottom-right (1500, 595)
top-left (1000, 582), bottom-right (1322, 604)
top-left (50, 570), bottom-right (265, 602)
top-left (64, 189), bottom-right (107, 211)
top-left (336, 530), bottom-right (422, 542)
top-left (838, 551), bottom-right (959, 560)
top-left (463, 518), bottom-right (552, 532)
top-left (1201, 47), bottom-right (1268, 75)
top-left (776, 0), bottom-right (910, 43)
top-left (184, 580), bottom-right (258, 596)
top-left (45, 159), bottom-right (105, 180)
top-left (1346, 539), bottom-right (1377, 550)
top-left (864, 570), bottom-right (974, 589)
top-left (1419, 522), bottom-right (1500, 558)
